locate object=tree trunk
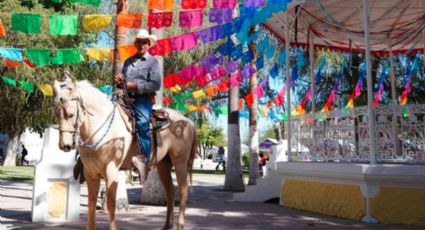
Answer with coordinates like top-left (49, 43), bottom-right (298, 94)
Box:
top-left (140, 168), bottom-right (167, 205)
top-left (224, 78), bottom-right (245, 192)
top-left (248, 27), bottom-right (259, 185)
top-left (274, 121), bottom-right (282, 141)
top-left (3, 135), bottom-right (21, 166)
top-left (113, 0), bottom-right (128, 78)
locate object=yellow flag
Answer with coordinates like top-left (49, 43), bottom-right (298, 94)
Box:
top-left (261, 106), bottom-right (269, 117)
top-left (187, 105), bottom-right (197, 112)
top-left (86, 47), bottom-right (111, 61)
top-left (169, 85), bottom-right (181, 92)
top-left (82, 14), bottom-right (112, 32)
top-left (192, 89), bottom-right (206, 100)
top-left (37, 84), bottom-right (54, 96)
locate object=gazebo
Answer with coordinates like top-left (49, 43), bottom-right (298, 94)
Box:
top-left (254, 0), bottom-right (425, 226)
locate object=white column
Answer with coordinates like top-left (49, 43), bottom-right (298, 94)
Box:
top-left (389, 47), bottom-right (396, 104)
top-left (362, 0), bottom-right (377, 164)
top-left (285, 13), bottom-right (291, 161)
top-left (309, 31), bottom-right (315, 113)
top-left (389, 46), bottom-right (399, 156)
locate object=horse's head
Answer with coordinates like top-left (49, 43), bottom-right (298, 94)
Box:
top-left (53, 77), bottom-right (86, 152)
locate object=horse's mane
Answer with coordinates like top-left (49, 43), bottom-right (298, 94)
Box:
top-left (75, 80), bottom-right (111, 106)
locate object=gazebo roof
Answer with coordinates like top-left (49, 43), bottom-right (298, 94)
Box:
top-left (264, 0), bottom-right (425, 55)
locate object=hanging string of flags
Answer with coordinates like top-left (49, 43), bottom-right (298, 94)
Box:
top-left (1, 0), bottom-right (423, 119)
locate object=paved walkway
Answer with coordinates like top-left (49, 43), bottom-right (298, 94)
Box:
top-left (0, 174), bottom-right (419, 229)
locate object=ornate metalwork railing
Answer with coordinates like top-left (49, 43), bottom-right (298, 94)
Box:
top-left (288, 104), bottom-right (425, 164)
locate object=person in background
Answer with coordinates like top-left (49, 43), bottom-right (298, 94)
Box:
top-left (21, 144), bottom-right (29, 166)
top-left (215, 146), bottom-right (226, 171)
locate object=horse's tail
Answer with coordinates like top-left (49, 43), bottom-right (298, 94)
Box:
top-left (187, 125), bottom-right (198, 187)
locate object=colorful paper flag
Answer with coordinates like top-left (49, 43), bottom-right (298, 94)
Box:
top-left (149, 38), bottom-right (173, 56)
top-left (49, 15), bottom-right (78, 35)
top-left (148, 0), bottom-right (174, 10)
top-left (86, 47), bottom-right (112, 61)
top-left (116, 13), bottom-right (143, 28)
top-left (205, 86), bottom-right (219, 96)
top-left (179, 10), bottom-right (203, 28)
top-left (69, 0), bottom-right (101, 7)
top-left (213, 0), bottom-right (237, 8)
top-left (181, 0), bottom-right (207, 9)
top-left (2, 77), bottom-right (17, 87)
top-left (3, 60), bottom-right (21, 68)
top-left (11, 13), bottom-right (41, 34)
top-left (37, 84), bottom-right (54, 96)
top-left (246, 92), bottom-right (254, 106)
top-left (171, 32), bottom-right (197, 51)
top-left (0, 48), bottom-right (23, 61)
top-left (238, 98), bottom-right (244, 110)
top-left (192, 89), bottom-right (206, 99)
top-left (82, 14), bottom-right (112, 32)
top-left (18, 81), bottom-right (34, 93)
top-left (50, 49), bottom-right (85, 65)
top-left (117, 44), bottom-right (137, 61)
top-left (209, 8), bottom-right (233, 24)
top-left (0, 20), bottom-right (6, 36)
top-left (196, 25), bottom-right (223, 43)
top-left (148, 12), bottom-right (173, 29)
top-left (217, 80), bottom-right (229, 92)
top-left (26, 48), bottom-right (51, 66)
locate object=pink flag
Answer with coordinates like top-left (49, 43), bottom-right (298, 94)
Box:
top-left (210, 65), bottom-right (227, 80)
top-left (229, 72), bottom-right (243, 87)
top-left (179, 10), bottom-right (203, 28)
top-left (255, 85), bottom-right (264, 98)
top-left (171, 32), bottom-right (198, 51)
top-left (213, 0), bottom-right (237, 8)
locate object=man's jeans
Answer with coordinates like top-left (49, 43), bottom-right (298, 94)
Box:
top-left (133, 95), bottom-right (152, 160)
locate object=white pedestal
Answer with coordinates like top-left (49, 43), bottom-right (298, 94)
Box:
top-left (31, 127), bottom-right (80, 223)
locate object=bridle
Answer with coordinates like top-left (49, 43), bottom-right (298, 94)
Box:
top-left (56, 97), bottom-right (84, 148)
top-left (55, 95), bottom-right (117, 149)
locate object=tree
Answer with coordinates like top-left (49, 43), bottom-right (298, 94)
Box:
top-left (0, 1), bottom-right (106, 166)
top-left (224, 73), bottom-right (245, 192)
top-left (197, 118), bottom-right (225, 159)
top-left (247, 26), bottom-right (259, 185)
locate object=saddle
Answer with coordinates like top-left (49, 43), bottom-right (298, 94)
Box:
top-left (116, 95), bottom-right (170, 152)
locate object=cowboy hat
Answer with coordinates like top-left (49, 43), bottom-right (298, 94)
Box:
top-left (135, 29), bottom-right (157, 48)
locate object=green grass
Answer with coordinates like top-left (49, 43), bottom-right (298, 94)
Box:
top-left (0, 166), bottom-right (34, 181)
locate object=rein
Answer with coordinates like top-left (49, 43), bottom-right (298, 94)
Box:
top-left (79, 102), bottom-right (117, 149)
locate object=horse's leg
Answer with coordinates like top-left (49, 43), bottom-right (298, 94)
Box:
top-left (174, 162), bottom-right (189, 230)
top-left (156, 158), bottom-right (174, 230)
top-left (85, 171), bottom-right (101, 230)
top-left (105, 165), bottom-right (119, 230)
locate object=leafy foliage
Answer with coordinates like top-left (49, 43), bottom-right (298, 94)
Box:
top-left (0, 1), bottom-right (110, 138)
top-left (196, 117), bottom-right (225, 159)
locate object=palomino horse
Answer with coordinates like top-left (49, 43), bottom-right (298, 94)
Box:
top-left (53, 78), bottom-right (197, 230)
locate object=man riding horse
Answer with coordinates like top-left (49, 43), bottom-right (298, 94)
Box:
top-left (114, 29), bottom-right (160, 168)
